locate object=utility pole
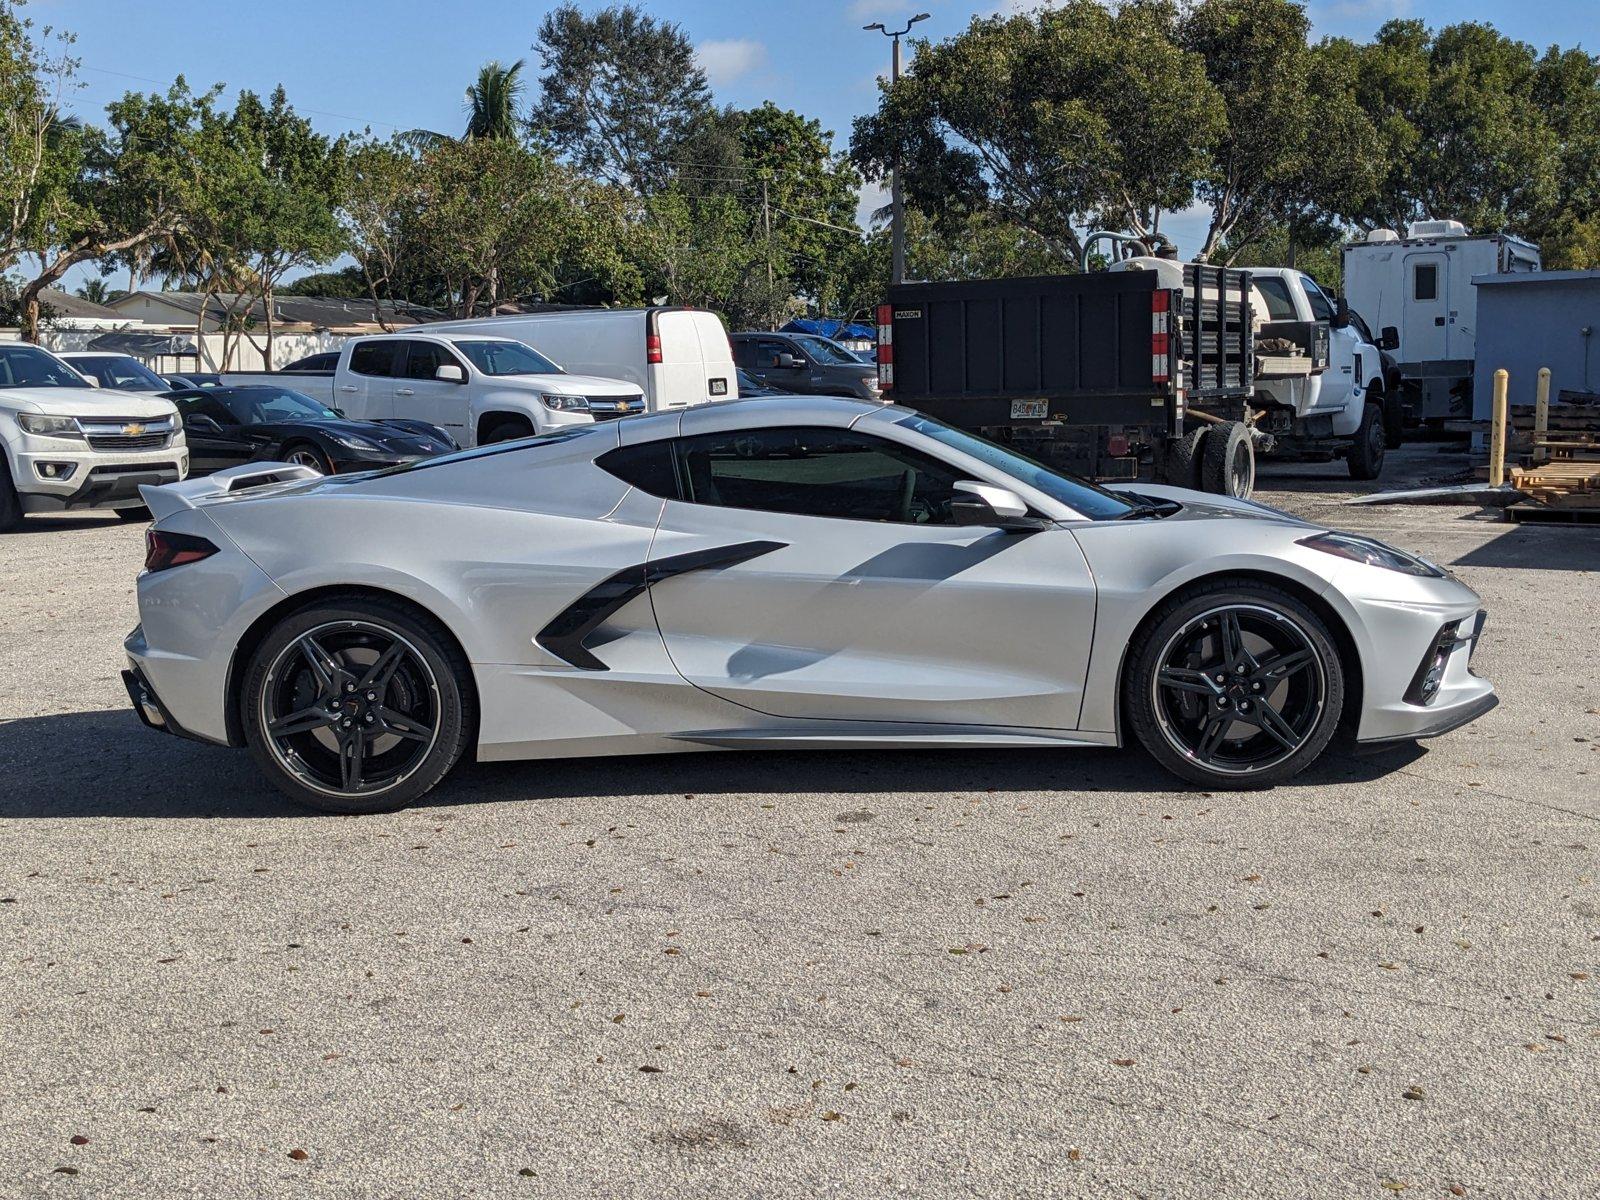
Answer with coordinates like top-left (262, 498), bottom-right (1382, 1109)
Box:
top-left (762, 176), bottom-right (773, 289)
top-left (864, 13), bottom-right (929, 285)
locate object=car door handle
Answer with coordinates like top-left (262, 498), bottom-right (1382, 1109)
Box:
top-left (339, 385), bottom-right (358, 393)
top-left (395, 387), bottom-right (415, 396)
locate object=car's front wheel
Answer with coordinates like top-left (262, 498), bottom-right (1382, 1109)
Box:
top-left (240, 597), bottom-right (474, 813)
top-left (1125, 581), bottom-right (1345, 788)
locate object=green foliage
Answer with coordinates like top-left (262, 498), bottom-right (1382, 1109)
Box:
top-left (529, 3), bottom-right (712, 193)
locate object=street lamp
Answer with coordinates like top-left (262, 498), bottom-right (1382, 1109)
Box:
top-left (864, 12), bottom-right (930, 285)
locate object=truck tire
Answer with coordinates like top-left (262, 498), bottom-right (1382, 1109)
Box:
top-left (1162, 427), bottom-right (1207, 490)
top-left (1201, 421), bottom-right (1255, 499)
top-left (0, 457), bottom-right (22, 533)
top-left (1346, 402), bottom-right (1386, 481)
top-left (481, 416), bottom-right (535, 446)
top-left (1378, 387), bottom-right (1403, 449)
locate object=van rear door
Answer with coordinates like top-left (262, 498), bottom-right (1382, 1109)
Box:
top-left (649, 309), bottom-right (734, 410)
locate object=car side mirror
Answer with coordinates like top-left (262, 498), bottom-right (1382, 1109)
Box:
top-left (186, 414), bottom-right (223, 435)
top-left (435, 363), bottom-right (466, 383)
top-left (776, 353), bottom-right (804, 369)
top-left (1331, 296), bottom-right (1351, 329)
top-left (1378, 325), bottom-right (1400, 352)
top-left (80, 376), bottom-right (100, 388)
top-left (950, 481), bottom-right (1050, 532)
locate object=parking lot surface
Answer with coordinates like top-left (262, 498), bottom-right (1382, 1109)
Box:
top-left (2, 445), bottom-right (1596, 1199)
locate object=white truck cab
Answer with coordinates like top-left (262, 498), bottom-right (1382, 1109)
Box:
top-left (223, 332), bottom-right (645, 447)
top-left (0, 342), bottom-right (188, 530)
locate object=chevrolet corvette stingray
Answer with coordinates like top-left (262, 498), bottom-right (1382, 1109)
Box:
top-left (122, 397), bottom-right (1495, 812)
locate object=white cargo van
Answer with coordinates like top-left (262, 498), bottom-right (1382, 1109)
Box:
top-left (418, 307), bottom-right (737, 412)
top-left (1342, 220), bottom-right (1540, 423)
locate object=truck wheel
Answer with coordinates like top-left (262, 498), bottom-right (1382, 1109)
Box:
top-left (0, 458), bottom-right (22, 533)
top-left (482, 417), bottom-right (535, 445)
top-left (1346, 403), bottom-right (1386, 481)
top-left (1378, 388), bottom-right (1403, 450)
top-left (1201, 421), bottom-right (1255, 499)
top-left (1162, 427), bottom-right (1207, 490)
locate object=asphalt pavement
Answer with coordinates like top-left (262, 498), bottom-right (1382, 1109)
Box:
top-left (1, 444), bottom-right (1596, 1199)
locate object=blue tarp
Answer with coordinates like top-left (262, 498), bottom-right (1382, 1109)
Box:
top-left (780, 317), bottom-right (876, 342)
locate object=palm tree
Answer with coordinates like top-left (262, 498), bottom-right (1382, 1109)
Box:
top-left (401, 59), bottom-right (526, 150)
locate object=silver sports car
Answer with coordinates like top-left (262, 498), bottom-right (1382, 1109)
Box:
top-left (123, 397), bottom-right (1495, 813)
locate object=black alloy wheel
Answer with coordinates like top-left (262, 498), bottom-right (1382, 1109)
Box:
top-left (285, 443), bottom-right (334, 475)
top-left (242, 600), bottom-right (473, 812)
top-left (1126, 583), bottom-right (1344, 787)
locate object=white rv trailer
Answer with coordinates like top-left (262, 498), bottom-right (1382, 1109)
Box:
top-left (1342, 220), bottom-right (1539, 423)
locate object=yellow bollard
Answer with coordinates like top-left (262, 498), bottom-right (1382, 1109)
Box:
top-left (1534, 367), bottom-right (1551, 465)
top-left (1490, 368), bottom-right (1509, 488)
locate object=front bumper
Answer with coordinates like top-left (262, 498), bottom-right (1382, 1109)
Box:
top-left (13, 440), bottom-right (189, 511)
top-left (1355, 604), bottom-right (1497, 743)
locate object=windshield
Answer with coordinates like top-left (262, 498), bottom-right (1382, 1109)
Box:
top-left (64, 354), bottom-right (168, 391)
top-left (0, 344), bottom-right (88, 389)
top-left (790, 335), bottom-right (862, 366)
top-left (895, 412), bottom-right (1137, 520)
top-left (219, 387), bottom-right (340, 424)
top-left (454, 339), bottom-right (562, 376)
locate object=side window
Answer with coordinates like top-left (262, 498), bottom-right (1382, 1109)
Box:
top-left (598, 441), bottom-right (680, 499)
top-left (401, 341), bottom-right (459, 380)
top-left (1301, 278), bottom-right (1334, 322)
top-left (731, 340), bottom-right (753, 368)
top-left (756, 338), bottom-right (794, 368)
top-left (1413, 262), bottom-right (1438, 302)
top-left (177, 394), bottom-right (236, 425)
top-left (1253, 278), bottom-right (1298, 322)
top-left (672, 426), bottom-right (967, 524)
top-left (348, 340), bottom-right (400, 377)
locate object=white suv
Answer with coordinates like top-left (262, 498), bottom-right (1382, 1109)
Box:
top-left (0, 343), bottom-right (188, 530)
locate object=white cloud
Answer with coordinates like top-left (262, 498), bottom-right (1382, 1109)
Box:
top-left (696, 38), bottom-right (768, 87)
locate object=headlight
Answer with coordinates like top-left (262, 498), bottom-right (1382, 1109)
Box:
top-left (541, 394), bottom-right (590, 412)
top-left (17, 413), bottom-right (84, 439)
top-left (329, 433), bottom-right (379, 451)
top-left (1298, 531), bottom-right (1443, 577)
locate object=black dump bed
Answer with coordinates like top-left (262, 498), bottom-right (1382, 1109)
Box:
top-left (877, 267), bottom-right (1254, 432)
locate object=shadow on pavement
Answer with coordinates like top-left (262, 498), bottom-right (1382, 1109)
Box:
top-left (0, 707), bottom-right (1429, 819)
top-left (1449, 521), bottom-right (1600, 572)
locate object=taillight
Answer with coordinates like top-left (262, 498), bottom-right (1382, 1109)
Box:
top-left (646, 332), bottom-right (662, 364)
top-left (145, 529), bottom-right (219, 572)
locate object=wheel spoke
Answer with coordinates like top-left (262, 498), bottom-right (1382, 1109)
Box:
top-left (1193, 715), bottom-right (1232, 762)
top-left (299, 634), bottom-right (342, 694)
top-left (340, 729), bottom-right (366, 790)
top-left (1158, 666), bottom-right (1223, 696)
top-left (1256, 647), bottom-right (1314, 680)
top-left (377, 707), bottom-right (431, 741)
top-left (268, 706), bottom-right (336, 737)
top-left (1247, 698), bottom-right (1301, 751)
top-left (360, 641), bottom-right (408, 692)
top-left (1218, 611), bottom-right (1258, 672)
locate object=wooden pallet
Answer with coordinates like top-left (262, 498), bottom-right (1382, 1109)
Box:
top-left (1509, 459), bottom-right (1600, 512)
top-left (1507, 404), bottom-right (1600, 464)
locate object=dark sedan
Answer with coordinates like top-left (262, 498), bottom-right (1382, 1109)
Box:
top-left (166, 385), bottom-right (457, 476)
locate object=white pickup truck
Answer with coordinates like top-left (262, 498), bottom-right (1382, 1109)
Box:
top-left (0, 342), bottom-right (188, 531)
top-left (223, 332), bottom-right (646, 447)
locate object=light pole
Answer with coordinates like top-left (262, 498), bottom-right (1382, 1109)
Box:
top-left (864, 12), bottom-right (929, 285)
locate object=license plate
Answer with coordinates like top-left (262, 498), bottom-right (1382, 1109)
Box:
top-left (709, 378), bottom-right (728, 396)
top-left (1010, 399), bottom-right (1047, 419)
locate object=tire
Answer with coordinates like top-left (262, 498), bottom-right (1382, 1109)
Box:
top-left (240, 597), bottom-right (475, 813)
top-left (482, 418), bottom-right (535, 446)
top-left (0, 457), bottom-right (22, 533)
top-left (1200, 420), bottom-right (1255, 498)
top-left (1125, 580), bottom-right (1346, 789)
top-left (283, 442), bottom-right (334, 475)
top-left (1346, 402), bottom-right (1385, 481)
top-left (115, 505), bottom-right (152, 522)
top-left (1378, 387), bottom-right (1403, 450)
top-left (1162, 426), bottom-right (1207, 490)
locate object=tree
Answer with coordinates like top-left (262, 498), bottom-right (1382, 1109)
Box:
top-left (339, 138), bottom-right (419, 327)
top-left (1182, 0), bottom-right (1378, 261)
top-left (528, 3), bottom-right (712, 193)
top-left (14, 78), bottom-right (211, 341)
top-left (851, 1), bottom-right (1225, 266)
top-left (402, 59), bottom-right (526, 149)
top-left (1, 0), bottom-right (78, 277)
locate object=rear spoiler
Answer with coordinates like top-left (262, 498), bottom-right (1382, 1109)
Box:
top-left (140, 462), bottom-right (323, 521)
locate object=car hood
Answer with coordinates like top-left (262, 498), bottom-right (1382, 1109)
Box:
top-left (265, 418), bottom-right (453, 454)
top-left (0, 386), bottom-right (178, 419)
top-left (492, 373), bottom-right (642, 396)
top-left (1106, 482), bottom-right (1316, 528)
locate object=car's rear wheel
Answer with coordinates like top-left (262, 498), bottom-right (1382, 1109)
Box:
top-left (241, 598), bottom-right (474, 813)
top-left (1125, 581), bottom-right (1344, 788)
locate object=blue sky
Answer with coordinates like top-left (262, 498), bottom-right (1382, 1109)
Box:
top-left (33, 0), bottom-right (1600, 292)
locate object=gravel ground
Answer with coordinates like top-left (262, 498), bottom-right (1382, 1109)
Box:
top-left (1, 445), bottom-right (1596, 1199)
